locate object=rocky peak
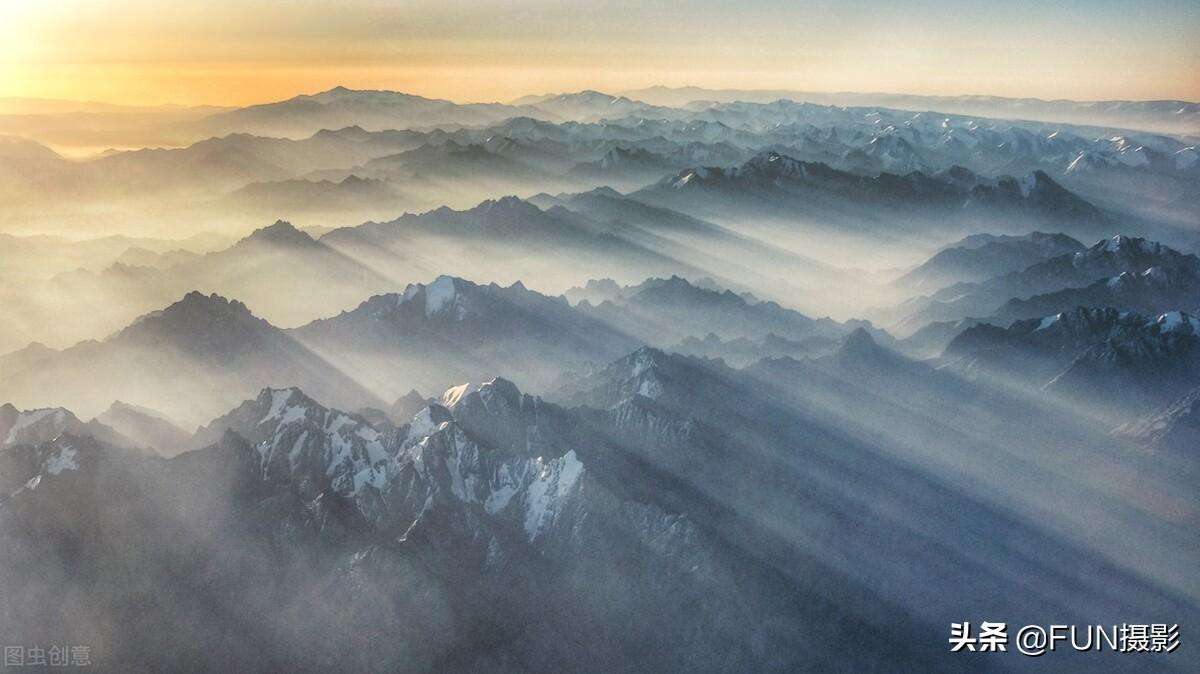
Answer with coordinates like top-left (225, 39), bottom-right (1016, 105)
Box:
top-left (832, 327), bottom-right (909, 373)
top-left (558, 347), bottom-right (678, 410)
top-left (739, 151), bottom-right (809, 179)
top-left (1095, 234), bottom-right (1160, 257)
top-left (193, 386), bottom-right (391, 499)
top-left (438, 378), bottom-right (542, 456)
top-left (241, 220), bottom-right (317, 248)
top-left (391, 389), bottom-right (429, 422)
top-left (394, 275), bottom-right (467, 319)
top-left (837, 327), bottom-right (880, 358)
top-left (179, 290), bottom-right (251, 314)
top-left (118, 291), bottom-right (263, 353)
top-left (0, 405), bottom-right (132, 451)
top-left (1067, 235), bottom-right (1198, 278)
top-left (580, 186), bottom-right (624, 200)
top-left (470, 195), bottom-right (541, 221)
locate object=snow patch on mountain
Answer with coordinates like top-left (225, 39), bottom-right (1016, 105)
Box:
top-left (406, 406), bottom-right (442, 441)
top-left (524, 450), bottom-right (584, 540)
top-left (215, 387), bottom-right (394, 497)
top-left (1036, 313), bottom-right (1062, 331)
top-left (442, 383), bottom-right (474, 408)
top-left (45, 444), bottom-right (79, 475)
top-left (425, 275), bottom-right (458, 316)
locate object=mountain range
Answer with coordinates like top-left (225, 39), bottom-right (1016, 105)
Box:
top-left (292, 276), bottom-right (642, 401)
top-left (943, 307), bottom-right (1200, 417)
top-left (568, 275), bottom-right (892, 349)
top-left (4, 336), bottom-right (1194, 671)
top-left (892, 231), bottom-right (1085, 291)
top-left (0, 270), bottom-right (905, 425)
top-left (884, 234), bottom-right (1200, 335)
top-left (0, 291), bottom-right (383, 425)
top-left (4, 80), bottom-right (1199, 674)
top-left (621, 86), bottom-right (1200, 135)
top-left (632, 151), bottom-right (1110, 244)
top-left (5, 86), bottom-right (1196, 247)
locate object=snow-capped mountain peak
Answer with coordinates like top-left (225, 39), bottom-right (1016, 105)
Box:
top-left (394, 275), bottom-right (468, 319)
top-left (193, 387), bottom-right (393, 497)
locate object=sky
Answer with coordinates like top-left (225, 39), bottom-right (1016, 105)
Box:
top-left (1, 0), bottom-right (1198, 107)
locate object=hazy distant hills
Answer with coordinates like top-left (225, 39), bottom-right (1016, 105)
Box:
top-left (0, 272), bottom-right (898, 424)
top-left (3, 86), bottom-right (1196, 241)
top-left (567, 146), bottom-right (681, 187)
top-left (631, 151), bottom-right (1111, 243)
top-left (95, 400), bottom-right (191, 452)
top-left (0, 291), bottom-right (383, 425)
top-left (0, 188), bottom-right (1160, 361)
top-left (528, 186), bottom-right (844, 295)
top-left (0, 229), bottom-right (228, 281)
top-left (30, 219), bottom-right (398, 335)
top-left (192, 86), bottom-right (543, 138)
top-left (292, 276), bottom-right (642, 401)
top-left (570, 275), bottom-right (867, 347)
top-left (0, 140), bottom-right (1186, 359)
top-left (195, 87), bottom-right (680, 139)
top-left (621, 85), bottom-right (1200, 135)
top-left (0, 403), bottom-right (134, 451)
top-left (511, 89), bottom-right (679, 121)
top-left (893, 231), bottom-right (1086, 291)
top-left (2, 197), bottom-right (789, 353)
top-left (318, 195), bottom-right (708, 291)
top-left (0, 99), bottom-right (231, 150)
top-left (224, 174), bottom-right (406, 220)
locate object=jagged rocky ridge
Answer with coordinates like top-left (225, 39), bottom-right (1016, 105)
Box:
top-left (3, 342), bottom-right (1197, 672)
top-left (944, 307), bottom-right (1200, 416)
top-left (886, 234), bottom-right (1200, 334)
top-left (632, 151), bottom-right (1109, 241)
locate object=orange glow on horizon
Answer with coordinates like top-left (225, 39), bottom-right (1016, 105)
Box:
top-left (1, 1), bottom-right (1197, 107)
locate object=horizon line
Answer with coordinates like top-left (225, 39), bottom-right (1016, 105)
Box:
top-left (5, 83), bottom-right (1199, 112)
